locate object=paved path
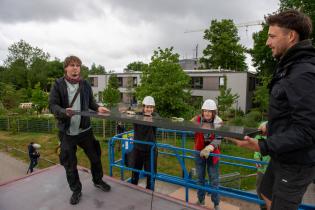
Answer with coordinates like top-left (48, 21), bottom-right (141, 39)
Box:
top-left (0, 152), bottom-right (29, 183)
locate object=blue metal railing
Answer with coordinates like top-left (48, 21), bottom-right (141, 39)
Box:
top-left (108, 128), bottom-right (315, 210)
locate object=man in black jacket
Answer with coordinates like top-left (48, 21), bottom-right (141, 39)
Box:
top-left (49, 55), bottom-right (111, 205)
top-left (230, 10), bottom-right (315, 210)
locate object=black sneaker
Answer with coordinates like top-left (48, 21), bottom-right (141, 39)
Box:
top-left (70, 191), bottom-right (82, 205)
top-left (94, 180), bottom-right (111, 192)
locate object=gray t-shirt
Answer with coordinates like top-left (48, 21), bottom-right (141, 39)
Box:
top-left (65, 80), bottom-right (81, 136)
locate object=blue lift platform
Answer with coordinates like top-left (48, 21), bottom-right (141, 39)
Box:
top-left (109, 128), bottom-right (315, 210)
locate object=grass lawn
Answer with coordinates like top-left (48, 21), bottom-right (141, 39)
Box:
top-left (0, 130), bottom-right (257, 190)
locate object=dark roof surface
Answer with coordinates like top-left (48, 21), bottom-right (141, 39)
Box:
top-left (0, 165), bottom-right (204, 210)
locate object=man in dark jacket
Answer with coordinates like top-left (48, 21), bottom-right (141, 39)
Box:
top-left (49, 55), bottom-right (111, 205)
top-left (230, 10), bottom-right (315, 210)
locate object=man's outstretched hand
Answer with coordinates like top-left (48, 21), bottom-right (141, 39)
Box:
top-left (225, 136), bottom-right (260, 152)
top-left (98, 106), bottom-right (110, 113)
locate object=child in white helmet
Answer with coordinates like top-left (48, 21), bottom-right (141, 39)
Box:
top-left (130, 96), bottom-right (159, 190)
top-left (27, 142), bottom-right (41, 174)
top-left (192, 99), bottom-right (223, 210)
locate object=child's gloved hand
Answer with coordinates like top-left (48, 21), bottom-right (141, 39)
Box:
top-left (200, 145), bottom-right (215, 159)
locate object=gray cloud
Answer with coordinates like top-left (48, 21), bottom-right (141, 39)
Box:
top-left (106, 0), bottom-right (278, 25)
top-left (105, 0), bottom-right (279, 61)
top-left (0, 0), bottom-right (104, 23)
top-left (0, 0), bottom-right (279, 71)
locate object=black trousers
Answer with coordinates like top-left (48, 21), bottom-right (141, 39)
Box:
top-left (27, 158), bottom-right (38, 173)
top-left (260, 159), bottom-right (315, 210)
top-left (59, 129), bottom-right (103, 193)
top-left (130, 147), bottom-right (157, 190)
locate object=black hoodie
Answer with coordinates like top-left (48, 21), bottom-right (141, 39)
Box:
top-left (259, 39), bottom-right (315, 165)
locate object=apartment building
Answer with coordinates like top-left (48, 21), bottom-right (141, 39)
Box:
top-left (89, 70), bottom-right (256, 112)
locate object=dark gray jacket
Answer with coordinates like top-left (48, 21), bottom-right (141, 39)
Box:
top-left (133, 112), bottom-right (158, 151)
top-left (49, 77), bottom-right (99, 133)
top-left (259, 40), bottom-right (315, 165)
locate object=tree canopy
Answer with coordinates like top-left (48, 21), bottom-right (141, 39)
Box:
top-left (5, 39), bottom-right (50, 68)
top-left (280, 0), bottom-right (315, 43)
top-left (136, 47), bottom-right (193, 119)
top-left (102, 74), bottom-right (120, 108)
top-left (201, 19), bottom-right (247, 71)
top-left (31, 83), bottom-right (48, 114)
top-left (250, 24), bottom-right (277, 77)
top-left (0, 40), bottom-right (106, 111)
top-left (90, 63), bottom-right (106, 75)
top-left (126, 61), bottom-right (148, 72)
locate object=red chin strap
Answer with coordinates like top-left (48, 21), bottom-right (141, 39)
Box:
top-left (65, 74), bottom-right (81, 84)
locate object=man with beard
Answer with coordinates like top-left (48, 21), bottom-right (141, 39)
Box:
top-left (230, 10), bottom-right (315, 210)
top-left (49, 56), bottom-right (111, 205)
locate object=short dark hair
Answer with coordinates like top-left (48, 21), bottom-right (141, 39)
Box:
top-left (63, 56), bottom-right (82, 69)
top-left (265, 10), bottom-right (312, 41)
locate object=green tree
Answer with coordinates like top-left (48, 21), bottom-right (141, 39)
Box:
top-left (126, 61), bottom-right (148, 72)
top-left (280, 0), bottom-right (315, 43)
top-left (2, 40), bottom-right (51, 90)
top-left (216, 76), bottom-right (239, 118)
top-left (90, 63), bottom-right (106, 75)
top-left (5, 40), bottom-right (49, 68)
top-left (201, 19), bottom-right (247, 71)
top-left (7, 59), bottom-right (28, 89)
top-left (108, 74), bottom-right (119, 89)
top-left (16, 88), bottom-right (32, 103)
top-left (102, 75), bottom-right (120, 108)
top-left (136, 47), bottom-right (193, 118)
top-left (46, 59), bottom-right (64, 91)
top-left (28, 58), bottom-right (50, 90)
top-left (80, 65), bottom-right (89, 79)
top-left (253, 75), bottom-right (271, 114)
top-left (0, 83), bottom-right (20, 109)
top-left (250, 24), bottom-right (277, 77)
top-left (31, 83), bottom-right (48, 114)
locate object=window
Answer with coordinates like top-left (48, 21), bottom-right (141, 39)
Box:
top-left (191, 77), bottom-right (203, 89)
top-left (248, 77), bottom-right (256, 91)
top-left (117, 77), bottom-right (123, 87)
top-left (89, 77), bottom-right (98, 87)
top-left (133, 77), bottom-right (137, 87)
top-left (219, 76), bottom-right (225, 88)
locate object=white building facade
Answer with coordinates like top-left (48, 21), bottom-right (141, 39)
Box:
top-left (89, 70), bottom-right (256, 112)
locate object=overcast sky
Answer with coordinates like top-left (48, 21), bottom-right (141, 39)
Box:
top-left (0, 0), bottom-right (279, 72)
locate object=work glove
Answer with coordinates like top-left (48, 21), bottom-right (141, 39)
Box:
top-left (200, 145), bottom-right (215, 159)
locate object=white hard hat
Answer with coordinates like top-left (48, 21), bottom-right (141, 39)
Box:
top-left (33, 143), bottom-right (41, 149)
top-left (142, 96), bottom-right (155, 106)
top-left (201, 99), bottom-right (217, 110)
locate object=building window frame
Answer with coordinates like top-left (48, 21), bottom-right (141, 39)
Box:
top-left (191, 77), bottom-right (203, 89)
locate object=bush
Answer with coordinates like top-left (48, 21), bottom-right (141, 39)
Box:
top-left (242, 117), bottom-right (259, 128)
top-left (229, 116), bottom-right (243, 126)
top-left (246, 110), bottom-right (262, 122)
